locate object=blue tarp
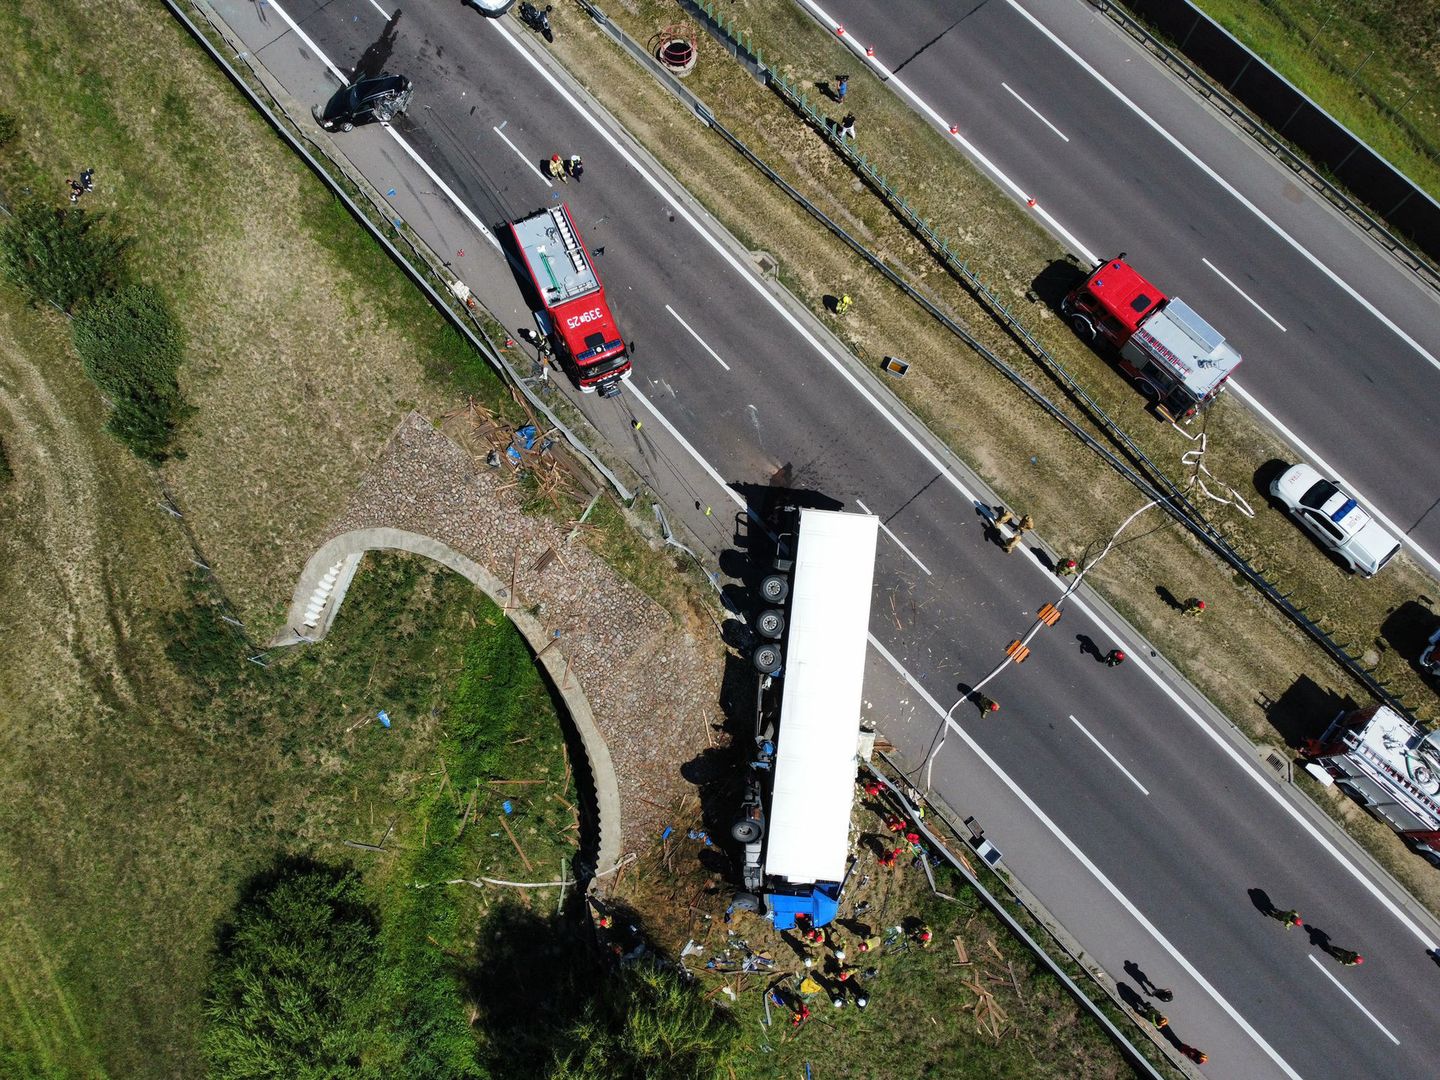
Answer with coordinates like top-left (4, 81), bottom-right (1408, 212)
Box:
top-left (767, 887), bottom-right (840, 931)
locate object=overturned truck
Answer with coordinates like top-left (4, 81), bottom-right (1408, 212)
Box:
top-left (733, 508), bottom-right (879, 929)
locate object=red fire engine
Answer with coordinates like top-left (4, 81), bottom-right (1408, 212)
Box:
top-left (506, 204), bottom-right (631, 397)
top-left (1062, 254), bottom-right (1241, 422)
top-left (1307, 704), bottom-right (1440, 865)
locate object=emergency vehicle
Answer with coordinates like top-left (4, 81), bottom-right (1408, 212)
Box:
top-left (505, 204), bottom-right (631, 397)
top-left (1062, 254), bottom-right (1241, 422)
top-left (733, 508), bottom-right (879, 929)
top-left (1306, 704), bottom-right (1440, 865)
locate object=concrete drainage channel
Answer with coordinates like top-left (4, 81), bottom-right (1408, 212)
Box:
top-left (277, 527), bottom-right (624, 880)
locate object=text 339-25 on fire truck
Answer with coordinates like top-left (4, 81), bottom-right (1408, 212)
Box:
top-left (1062, 254), bottom-right (1241, 423)
top-left (506, 204), bottom-right (632, 397)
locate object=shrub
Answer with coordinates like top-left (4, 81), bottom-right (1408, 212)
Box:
top-left (0, 111), bottom-right (18, 151)
top-left (0, 200), bottom-right (129, 312)
top-left (71, 282), bottom-right (189, 461)
top-left (202, 860), bottom-right (387, 1080)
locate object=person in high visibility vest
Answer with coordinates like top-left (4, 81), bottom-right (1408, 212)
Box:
top-left (976, 695), bottom-right (1000, 714)
top-left (835, 293), bottom-right (853, 315)
top-left (1056, 558), bottom-right (1080, 577)
top-left (1329, 948), bottom-right (1363, 966)
top-left (1273, 909), bottom-right (1303, 929)
top-left (1182, 597), bottom-right (1206, 616)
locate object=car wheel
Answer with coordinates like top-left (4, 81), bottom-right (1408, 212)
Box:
top-left (1069, 313), bottom-right (1096, 342)
top-left (755, 609), bottom-right (785, 640)
top-left (732, 819), bottom-right (763, 844)
top-left (752, 643), bottom-right (782, 675)
top-left (732, 890), bottom-right (761, 912)
top-left (340, 121), bottom-right (355, 132)
top-left (760, 574), bottom-right (789, 604)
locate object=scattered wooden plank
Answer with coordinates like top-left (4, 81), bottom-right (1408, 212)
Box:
top-left (499, 814), bottom-right (535, 872)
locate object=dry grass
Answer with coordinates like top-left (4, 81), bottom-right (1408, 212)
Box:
top-left (543, 0), bottom-right (1440, 909)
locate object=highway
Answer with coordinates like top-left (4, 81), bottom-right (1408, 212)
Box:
top-left (206, 1), bottom-right (1440, 1076)
top-left (804, 0), bottom-right (1440, 574)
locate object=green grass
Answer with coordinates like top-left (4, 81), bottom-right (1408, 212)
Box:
top-left (1185, 0), bottom-right (1440, 203)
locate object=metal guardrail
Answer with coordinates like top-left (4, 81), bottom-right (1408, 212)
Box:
top-left (866, 756), bottom-right (1182, 1079)
top-left (1091, 0), bottom-right (1440, 294)
top-left (676, 0), bottom-right (1431, 727)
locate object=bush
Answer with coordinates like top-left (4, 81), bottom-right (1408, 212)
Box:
top-left (202, 860), bottom-right (387, 1080)
top-left (71, 283), bottom-right (189, 461)
top-left (548, 963), bottom-right (739, 1080)
top-left (0, 111), bottom-right (18, 151)
top-left (0, 200), bottom-right (129, 312)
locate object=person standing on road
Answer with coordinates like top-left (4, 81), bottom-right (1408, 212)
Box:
top-left (549, 154), bottom-right (567, 182)
top-left (1328, 947), bottom-right (1363, 966)
top-left (566, 154), bottom-right (584, 181)
top-left (1104, 649), bottom-right (1126, 667)
top-left (1272, 908), bottom-right (1303, 929)
top-left (976, 694), bottom-right (1000, 715)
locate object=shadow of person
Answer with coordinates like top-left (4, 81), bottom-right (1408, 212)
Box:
top-left (1076, 633), bottom-right (1101, 660)
top-left (1306, 925), bottom-right (1333, 953)
top-left (1248, 887), bottom-right (1277, 918)
top-left (1123, 960), bottom-right (1155, 994)
top-left (1156, 585), bottom-right (1182, 611)
top-left (1116, 982), bottom-right (1146, 1011)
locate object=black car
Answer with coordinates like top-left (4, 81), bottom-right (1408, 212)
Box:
top-left (313, 74), bottom-right (413, 132)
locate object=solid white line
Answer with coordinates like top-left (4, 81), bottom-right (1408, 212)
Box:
top-left (1001, 0), bottom-right (1440, 378)
top-left (1203, 257), bottom-right (1287, 332)
top-left (262, 0), bottom-right (350, 83)
top-left (628, 392), bottom-right (745, 510)
top-left (665, 304), bottom-right (731, 370)
top-left (1069, 714), bottom-right (1150, 794)
top-left (488, 12), bottom-right (1440, 960)
top-left (1001, 82), bottom-right (1070, 142)
top-left (855, 498), bottom-right (932, 575)
top-left (1307, 955), bottom-right (1399, 1045)
top-left (870, 635), bottom-right (1302, 1079)
top-left (494, 124), bottom-right (552, 187)
top-left (1227, 379), bottom-right (1440, 577)
top-left (265, 0), bottom-right (500, 252)
top-left (364, 0), bottom-right (392, 21)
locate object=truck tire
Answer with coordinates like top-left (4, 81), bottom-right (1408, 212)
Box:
top-left (752, 643), bottom-right (783, 675)
top-left (732, 890), bottom-right (761, 912)
top-left (732, 819), bottom-right (763, 844)
top-left (1133, 376), bottom-right (1160, 402)
top-left (755, 609), bottom-right (786, 640)
top-left (1068, 313), bottom-right (1096, 342)
top-left (760, 573), bottom-right (790, 604)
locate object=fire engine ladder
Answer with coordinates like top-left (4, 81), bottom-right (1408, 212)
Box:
top-left (548, 207), bottom-right (587, 276)
top-left (1341, 732), bottom-right (1440, 829)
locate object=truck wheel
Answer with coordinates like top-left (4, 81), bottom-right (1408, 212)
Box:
top-left (732, 819), bottom-right (763, 844)
top-left (1068, 313), bottom-right (1096, 342)
top-left (752, 644), bottom-right (783, 675)
top-left (732, 890), bottom-right (761, 912)
top-left (760, 574), bottom-right (789, 604)
top-left (755, 609), bottom-right (785, 640)
top-left (1133, 376), bottom-right (1160, 402)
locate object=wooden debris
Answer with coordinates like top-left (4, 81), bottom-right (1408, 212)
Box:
top-left (952, 937), bottom-right (970, 965)
top-left (499, 813), bottom-right (535, 871)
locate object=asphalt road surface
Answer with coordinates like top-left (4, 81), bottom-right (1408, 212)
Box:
top-left (804, 0), bottom-right (1440, 575)
top-left (207, 1), bottom-right (1440, 1076)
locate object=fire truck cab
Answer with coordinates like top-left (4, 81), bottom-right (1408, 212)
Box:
top-left (1062, 255), bottom-right (1241, 422)
top-left (506, 204), bottom-right (631, 397)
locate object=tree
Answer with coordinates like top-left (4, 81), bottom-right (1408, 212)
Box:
top-left (201, 860), bottom-right (385, 1080)
top-left (71, 282), bottom-right (190, 462)
top-left (0, 201), bottom-right (129, 313)
top-left (548, 963), bottom-right (739, 1080)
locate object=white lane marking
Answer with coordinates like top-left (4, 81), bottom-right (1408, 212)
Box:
top-left (263, 0), bottom-right (349, 83)
top-left (801, 0), bottom-right (1440, 629)
top-left (264, 0), bottom-right (500, 252)
top-left (1069, 714), bottom-right (1149, 794)
top-left (1001, 0), bottom-right (1440, 378)
top-left (1001, 82), bottom-right (1070, 142)
top-left (794, 0), bottom-right (1097, 262)
top-left (1203, 257), bottom-right (1287, 332)
top-left (1227, 379), bottom-right (1440, 577)
top-left (1307, 955), bottom-right (1400, 1045)
top-left (365, 0), bottom-right (392, 21)
top-left (628, 393), bottom-right (745, 509)
top-left (871, 636), bottom-right (1302, 1079)
top-left (855, 498), bottom-right (933, 575)
top-left (494, 124), bottom-right (552, 187)
top-left (489, 11), bottom-right (1440, 960)
top-left (665, 304), bottom-right (731, 370)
